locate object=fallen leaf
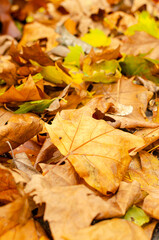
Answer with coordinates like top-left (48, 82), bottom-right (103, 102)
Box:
top-left (86, 46), bottom-right (120, 64)
top-left (143, 193), bottom-right (159, 220)
top-left (0, 165), bottom-right (21, 204)
top-left (121, 31), bottom-right (159, 60)
top-left (104, 113), bottom-right (159, 128)
top-left (81, 29), bottom-right (111, 47)
top-left (0, 218), bottom-right (49, 240)
top-left (18, 21), bottom-right (58, 51)
top-left (25, 179), bottom-right (141, 239)
top-left (125, 11), bottom-right (159, 38)
top-left (35, 137), bottom-right (57, 166)
top-left (0, 75), bottom-right (46, 103)
top-left (14, 152), bottom-right (39, 178)
top-left (124, 205), bottom-right (150, 226)
top-left (65, 218), bottom-right (148, 240)
top-left (0, 0), bottom-right (21, 39)
top-left (0, 196), bottom-right (31, 236)
top-left (0, 56), bottom-right (17, 86)
top-left (0, 108), bottom-right (43, 154)
top-left (39, 160), bottom-right (79, 186)
top-left (92, 77), bottom-right (153, 120)
top-left (143, 221), bottom-right (157, 240)
top-left (0, 35), bottom-right (17, 55)
top-left (46, 106), bottom-right (145, 194)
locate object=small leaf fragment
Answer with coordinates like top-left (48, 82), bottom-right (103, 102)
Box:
top-left (124, 205), bottom-right (150, 226)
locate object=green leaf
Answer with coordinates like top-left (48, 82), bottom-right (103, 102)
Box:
top-left (120, 55), bottom-right (159, 84)
top-left (125, 11), bottom-right (159, 38)
top-left (64, 45), bottom-right (84, 67)
top-left (83, 59), bottom-right (121, 83)
top-left (124, 206), bottom-right (149, 226)
top-left (81, 29), bottom-right (111, 47)
top-left (15, 99), bottom-right (54, 114)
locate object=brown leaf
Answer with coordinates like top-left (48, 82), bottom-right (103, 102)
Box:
top-left (14, 152), bottom-right (39, 178)
top-left (21, 43), bottom-right (54, 66)
top-left (127, 151), bottom-right (159, 190)
top-left (0, 218), bottom-right (49, 240)
top-left (0, 165), bottom-right (21, 204)
top-left (65, 218), bottom-right (148, 240)
top-left (0, 56), bottom-right (17, 86)
top-left (143, 193), bottom-right (159, 220)
top-left (25, 178), bottom-right (141, 240)
top-left (0, 108), bottom-right (43, 154)
top-left (121, 31), bottom-right (159, 59)
top-left (35, 138), bottom-right (58, 167)
top-left (39, 160), bottom-right (79, 186)
top-left (0, 75), bottom-right (46, 103)
top-left (92, 77), bottom-right (153, 121)
top-left (0, 0), bottom-right (21, 39)
top-left (18, 21), bottom-right (58, 51)
top-left (46, 106), bottom-right (144, 194)
top-left (0, 196), bottom-right (31, 236)
top-left (85, 46), bottom-right (120, 64)
top-left (0, 35), bottom-right (17, 55)
top-left (143, 222), bottom-right (157, 240)
top-left (104, 113), bottom-right (159, 128)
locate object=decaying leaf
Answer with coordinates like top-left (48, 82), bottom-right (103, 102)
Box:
top-left (46, 106), bottom-right (145, 194)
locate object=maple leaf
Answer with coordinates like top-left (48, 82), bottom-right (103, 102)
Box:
top-left (46, 107), bottom-right (144, 194)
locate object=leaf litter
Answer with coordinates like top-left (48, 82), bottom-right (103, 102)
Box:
top-left (1, 0), bottom-right (159, 239)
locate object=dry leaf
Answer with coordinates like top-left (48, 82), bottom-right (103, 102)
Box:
top-left (0, 75), bottom-right (46, 103)
top-left (35, 137), bottom-right (56, 167)
top-left (93, 77), bottom-right (153, 121)
top-left (104, 113), bottom-right (159, 128)
top-left (0, 197), bottom-right (31, 236)
top-left (39, 160), bottom-right (79, 186)
top-left (0, 108), bottom-right (42, 154)
top-left (0, 219), bottom-right (49, 240)
top-left (46, 106), bottom-right (145, 194)
top-left (0, 35), bottom-right (17, 55)
top-left (19, 21), bottom-right (58, 51)
top-left (26, 178), bottom-right (141, 240)
top-left (15, 152), bottom-right (39, 178)
top-left (65, 218), bottom-right (148, 240)
top-left (143, 221), bottom-right (157, 240)
top-left (0, 165), bottom-right (21, 204)
top-left (121, 31), bottom-right (159, 60)
top-left (0, 56), bottom-right (17, 86)
top-left (127, 151), bottom-right (159, 190)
